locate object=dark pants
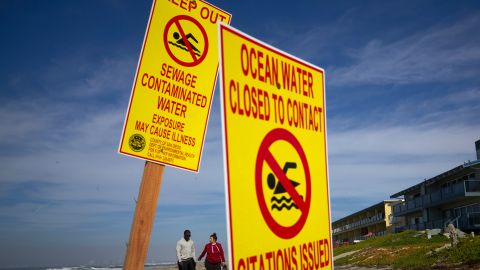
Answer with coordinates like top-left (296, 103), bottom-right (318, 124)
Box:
top-left (205, 261), bottom-right (221, 270)
top-left (179, 258), bottom-right (195, 270)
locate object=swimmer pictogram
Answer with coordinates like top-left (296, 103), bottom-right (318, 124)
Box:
top-left (163, 15), bottom-right (209, 67)
top-left (169, 32), bottom-right (201, 56)
top-left (268, 162), bottom-right (303, 211)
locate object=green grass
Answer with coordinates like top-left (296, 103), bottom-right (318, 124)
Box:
top-left (442, 236), bottom-right (480, 263)
top-left (334, 231), bottom-right (446, 255)
top-left (333, 231), bottom-right (480, 269)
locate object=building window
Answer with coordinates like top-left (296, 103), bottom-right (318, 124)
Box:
top-left (465, 180), bottom-right (480, 192)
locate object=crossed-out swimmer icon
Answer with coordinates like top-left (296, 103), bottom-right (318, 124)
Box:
top-left (267, 162), bottom-right (302, 211)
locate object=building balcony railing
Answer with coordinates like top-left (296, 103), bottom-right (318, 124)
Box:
top-left (333, 212), bottom-right (385, 235)
top-left (393, 180), bottom-right (480, 216)
top-left (395, 213), bottom-right (480, 232)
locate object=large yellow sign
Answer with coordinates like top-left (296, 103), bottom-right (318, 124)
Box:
top-left (219, 24), bottom-right (332, 270)
top-left (119, 0), bottom-right (231, 172)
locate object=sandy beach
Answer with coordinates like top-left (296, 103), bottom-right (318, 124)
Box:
top-left (148, 262), bottom-right (208, 270)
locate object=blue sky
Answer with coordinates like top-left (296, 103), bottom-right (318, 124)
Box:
top-left (1, 0), bottom-right (480, 268)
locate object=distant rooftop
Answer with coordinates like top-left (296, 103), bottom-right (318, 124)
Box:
top-left (390, 159), bottom-right (480, 198)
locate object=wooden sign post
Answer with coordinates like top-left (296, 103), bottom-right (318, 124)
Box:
top-left (124, 162), bottom-right (165, 270)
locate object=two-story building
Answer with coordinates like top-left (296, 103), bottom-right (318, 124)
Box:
top-left (390, 140), bottom-right (480, 232)
top-left (332, 199), bottom-right (403, 245)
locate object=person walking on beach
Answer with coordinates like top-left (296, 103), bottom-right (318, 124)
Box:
top-left (198, 233), bottom-right (226, 270)
top-left (177, 229), bottom-right (196, 270)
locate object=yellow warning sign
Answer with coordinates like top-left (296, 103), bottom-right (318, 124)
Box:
top-left (219, 24), bottom-right (332, 270)
top-left (119, 0), bottom-right (231, 172)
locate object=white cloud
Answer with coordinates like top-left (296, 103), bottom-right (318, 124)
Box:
top-left (329, 125), bottom-right (479, 157)
top-left (328, 13), bottom-right (480, 86)
top-left (328, 123), bottom-right (480, 204)
top-left (0, 49), bottom-right (228, 236)
top-left (39, 51), bottom-right (137, 99)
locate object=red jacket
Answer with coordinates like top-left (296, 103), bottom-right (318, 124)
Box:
top-left (198, 243), bottom-right (225, 264)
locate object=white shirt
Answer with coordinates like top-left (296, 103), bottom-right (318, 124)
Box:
top-left (176, 237), bottom-right (195, 262)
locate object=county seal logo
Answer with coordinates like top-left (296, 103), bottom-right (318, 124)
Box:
top-left (128, 133), bottom-right (146, 152)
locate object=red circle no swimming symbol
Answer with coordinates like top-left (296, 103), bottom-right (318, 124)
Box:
top-left (255, 128), bottom-right (311, 239)
top-left (163, 15), bottom-right (209, 67)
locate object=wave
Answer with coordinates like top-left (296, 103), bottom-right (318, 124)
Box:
top-left (271, 196), bottom-right (293, 203)
top-left (6, 265), bottom-right (147, 270)
top-left (13, 262), bottom-right (177, 270)
top-left (168, 41), bottom-right (201, 56)
top-left (46, 267), bottom-right (122, 270)
top-left (271, 203), bottom-right (299, 211)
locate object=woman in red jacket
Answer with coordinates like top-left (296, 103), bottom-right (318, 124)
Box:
top-left (198, 233), bottom-right (226, 270)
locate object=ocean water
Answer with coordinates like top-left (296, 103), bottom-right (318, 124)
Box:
top-left (0, 263), bottom-right (176, 270)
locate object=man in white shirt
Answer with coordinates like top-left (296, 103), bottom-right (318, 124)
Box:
top-left (176, 229), bottom-right (196, 270)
